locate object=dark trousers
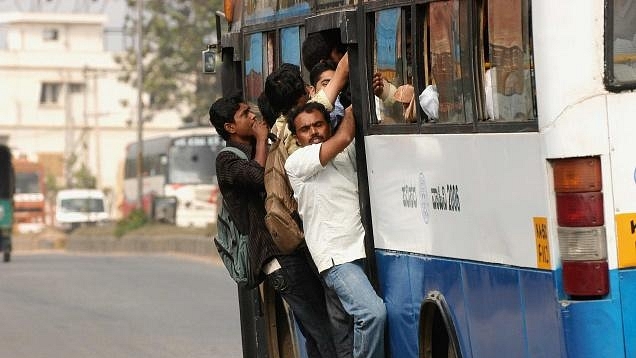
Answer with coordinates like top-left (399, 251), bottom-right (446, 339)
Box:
top-left (269, 249), bottom-right (337, 358)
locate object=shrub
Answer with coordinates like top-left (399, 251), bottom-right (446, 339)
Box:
top-left (114, 209), bottom-right (148, 238)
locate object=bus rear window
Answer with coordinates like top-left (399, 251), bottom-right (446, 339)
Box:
top-left (609, 0), bottom-right (636, 87)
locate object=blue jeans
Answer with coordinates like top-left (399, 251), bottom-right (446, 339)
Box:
top-left (324, 279), bottom-right (354, 358)
top-left (322, 260), bottom-right (386, 358)
top-left (270, 250), bottom-right (337, 358)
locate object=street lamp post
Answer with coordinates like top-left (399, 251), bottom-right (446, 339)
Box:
top-left (135, 0), bottom-right (144, 210)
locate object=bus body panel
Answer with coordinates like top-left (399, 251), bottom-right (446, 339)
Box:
top-left (559, 269), bottom-right (625, 358)
top-left (532, 1), bottom-right (605, 130)
top-left (376, 250), bottom-right (629, 357)
top-left (606, 92), bottom-right (636, 216)
top-left (376, 250), bottom-right (566, 358)
top-left (365, 133), bottom-right (550, 269)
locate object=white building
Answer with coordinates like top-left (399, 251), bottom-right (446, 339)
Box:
top-left (0, 12), bottom-right (181, 214)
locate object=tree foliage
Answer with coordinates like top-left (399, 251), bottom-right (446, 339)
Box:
top-left (117, 0), bottom-right (223, 124)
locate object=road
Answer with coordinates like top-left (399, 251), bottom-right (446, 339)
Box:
top-left (0, 252), bottom-right (242, 358)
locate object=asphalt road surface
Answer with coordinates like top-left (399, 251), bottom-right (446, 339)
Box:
top-left (0, 252), bottom-right (242, 358)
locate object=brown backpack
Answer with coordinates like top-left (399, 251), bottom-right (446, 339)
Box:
top-left (264, 127), bottom-right (304, 254)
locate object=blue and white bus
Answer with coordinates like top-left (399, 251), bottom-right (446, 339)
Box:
top-left (214, 0), bottom-right (636, 357)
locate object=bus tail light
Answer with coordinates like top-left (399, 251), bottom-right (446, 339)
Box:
top-left (552, 157), bottom-right (608, 297)
top-left (561, 261), bottom-right (609, 296)
top-left (558, 227), bottom-right (607, 261)
top-left (556, 193), bottom-right (604, 226)
top-left (553, 157), bottom-right (601, 192)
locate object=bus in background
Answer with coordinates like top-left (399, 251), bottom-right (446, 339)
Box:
top-left (215, 0), bottom-right (636, 357)
top-left (13, 155), bottom-right (46, 233)
top-left (120, 126), bottom-right (224, 228)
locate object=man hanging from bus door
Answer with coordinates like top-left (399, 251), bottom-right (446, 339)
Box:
top-left (285, 102), bottom-right (387, 358)
top-left (262, 56), bottom-right (354, 358)
top-left (209, 95), bottom-right (338, 358)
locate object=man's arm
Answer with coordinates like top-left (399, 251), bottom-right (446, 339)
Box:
top-left (320, 52), bottom-right (349, 106)
top-left (319, 105), bottom-right (355, 166)
top-left (252, 118), bottom-right (269, 167)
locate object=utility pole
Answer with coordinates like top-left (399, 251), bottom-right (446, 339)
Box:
top-left (135, 0), bottom-right (144, 209)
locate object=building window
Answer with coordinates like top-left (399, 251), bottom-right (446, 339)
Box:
top-left (40, 83), bottom-right (62, 105)
top-left (43, 28), bottom-right (59, 41)
top-left (69, 83), bottom-right (85, 93)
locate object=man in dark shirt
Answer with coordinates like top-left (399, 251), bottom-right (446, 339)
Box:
top-left (209, 95), bottom-right (337, 358)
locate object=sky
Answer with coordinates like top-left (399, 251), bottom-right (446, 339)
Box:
top-left (0, 0), bottom-right (130, 28)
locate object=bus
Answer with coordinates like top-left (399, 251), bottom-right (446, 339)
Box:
top-left (121, 126), bottom-right (224, 228)
top-left (214, 0), bottom-right (636, 357)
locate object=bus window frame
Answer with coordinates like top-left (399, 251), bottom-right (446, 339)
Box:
top-left (362, 0), bottom-right (538, 136)
top-left (241, 17), bottom-right (306, 105)
top-left (604, 0), bottom-right (636, 92)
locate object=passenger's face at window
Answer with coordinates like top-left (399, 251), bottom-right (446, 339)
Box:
top-left (293, 110), bottom-right (331, 146)
top-left (315, 70), bottom-right (335, 92)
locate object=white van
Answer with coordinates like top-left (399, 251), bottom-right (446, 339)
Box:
top-left (55, 189), bottom-right (110, 232)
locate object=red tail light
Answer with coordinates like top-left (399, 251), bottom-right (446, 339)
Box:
top-left (562, 260), bottom-right (609, 296)
top-left (552, 156), bottom-right (608, 297)
top-left (555, 192), bottom-right (604, 226)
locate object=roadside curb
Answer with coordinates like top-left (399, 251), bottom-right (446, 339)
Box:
top-left (66, 234), bottom-right (218, 259)
top-left (13, 232), bottom-right (220, 262)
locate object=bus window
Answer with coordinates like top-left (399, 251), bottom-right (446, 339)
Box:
top-left (245, 33), bottom-right (264, 107)
top-left (423, 0), bottom-right (468, 124)
top-left (483, 0), bottom-right (535, 121)
top-left (168, 136), bottom-right (220, 184)
top-left (611, 0), bottom-right (636, 85)
top-left (373, 7), bottom-right (416, 125)
top-left (281, 26), bottom-right (302, 67)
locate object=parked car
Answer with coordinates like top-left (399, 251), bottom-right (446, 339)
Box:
top-left (55, 189), bottom-right (110, 232)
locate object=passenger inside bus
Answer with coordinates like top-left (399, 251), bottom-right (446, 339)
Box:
top-left (392, 84), bottom-right (416, 122)
top-left (301, 29), bottom-right (346, 74)
top-left (308, 61), bottom-right (345, 130)
top-left (301, 29), bottom-right (350, 117)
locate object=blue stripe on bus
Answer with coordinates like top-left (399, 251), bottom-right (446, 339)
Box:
top-left (620, 268), bottom-right (636, 358)
top-left (375, 250), bottom-right (626, 358)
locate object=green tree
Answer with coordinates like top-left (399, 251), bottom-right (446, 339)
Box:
top-left (73, 164), bottom-right (97, 189)
top-left (117, 0), bottom-right (223, 125)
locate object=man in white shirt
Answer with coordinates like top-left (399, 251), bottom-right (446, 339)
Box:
top-left (285, 102), bottom-right (386, 358)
